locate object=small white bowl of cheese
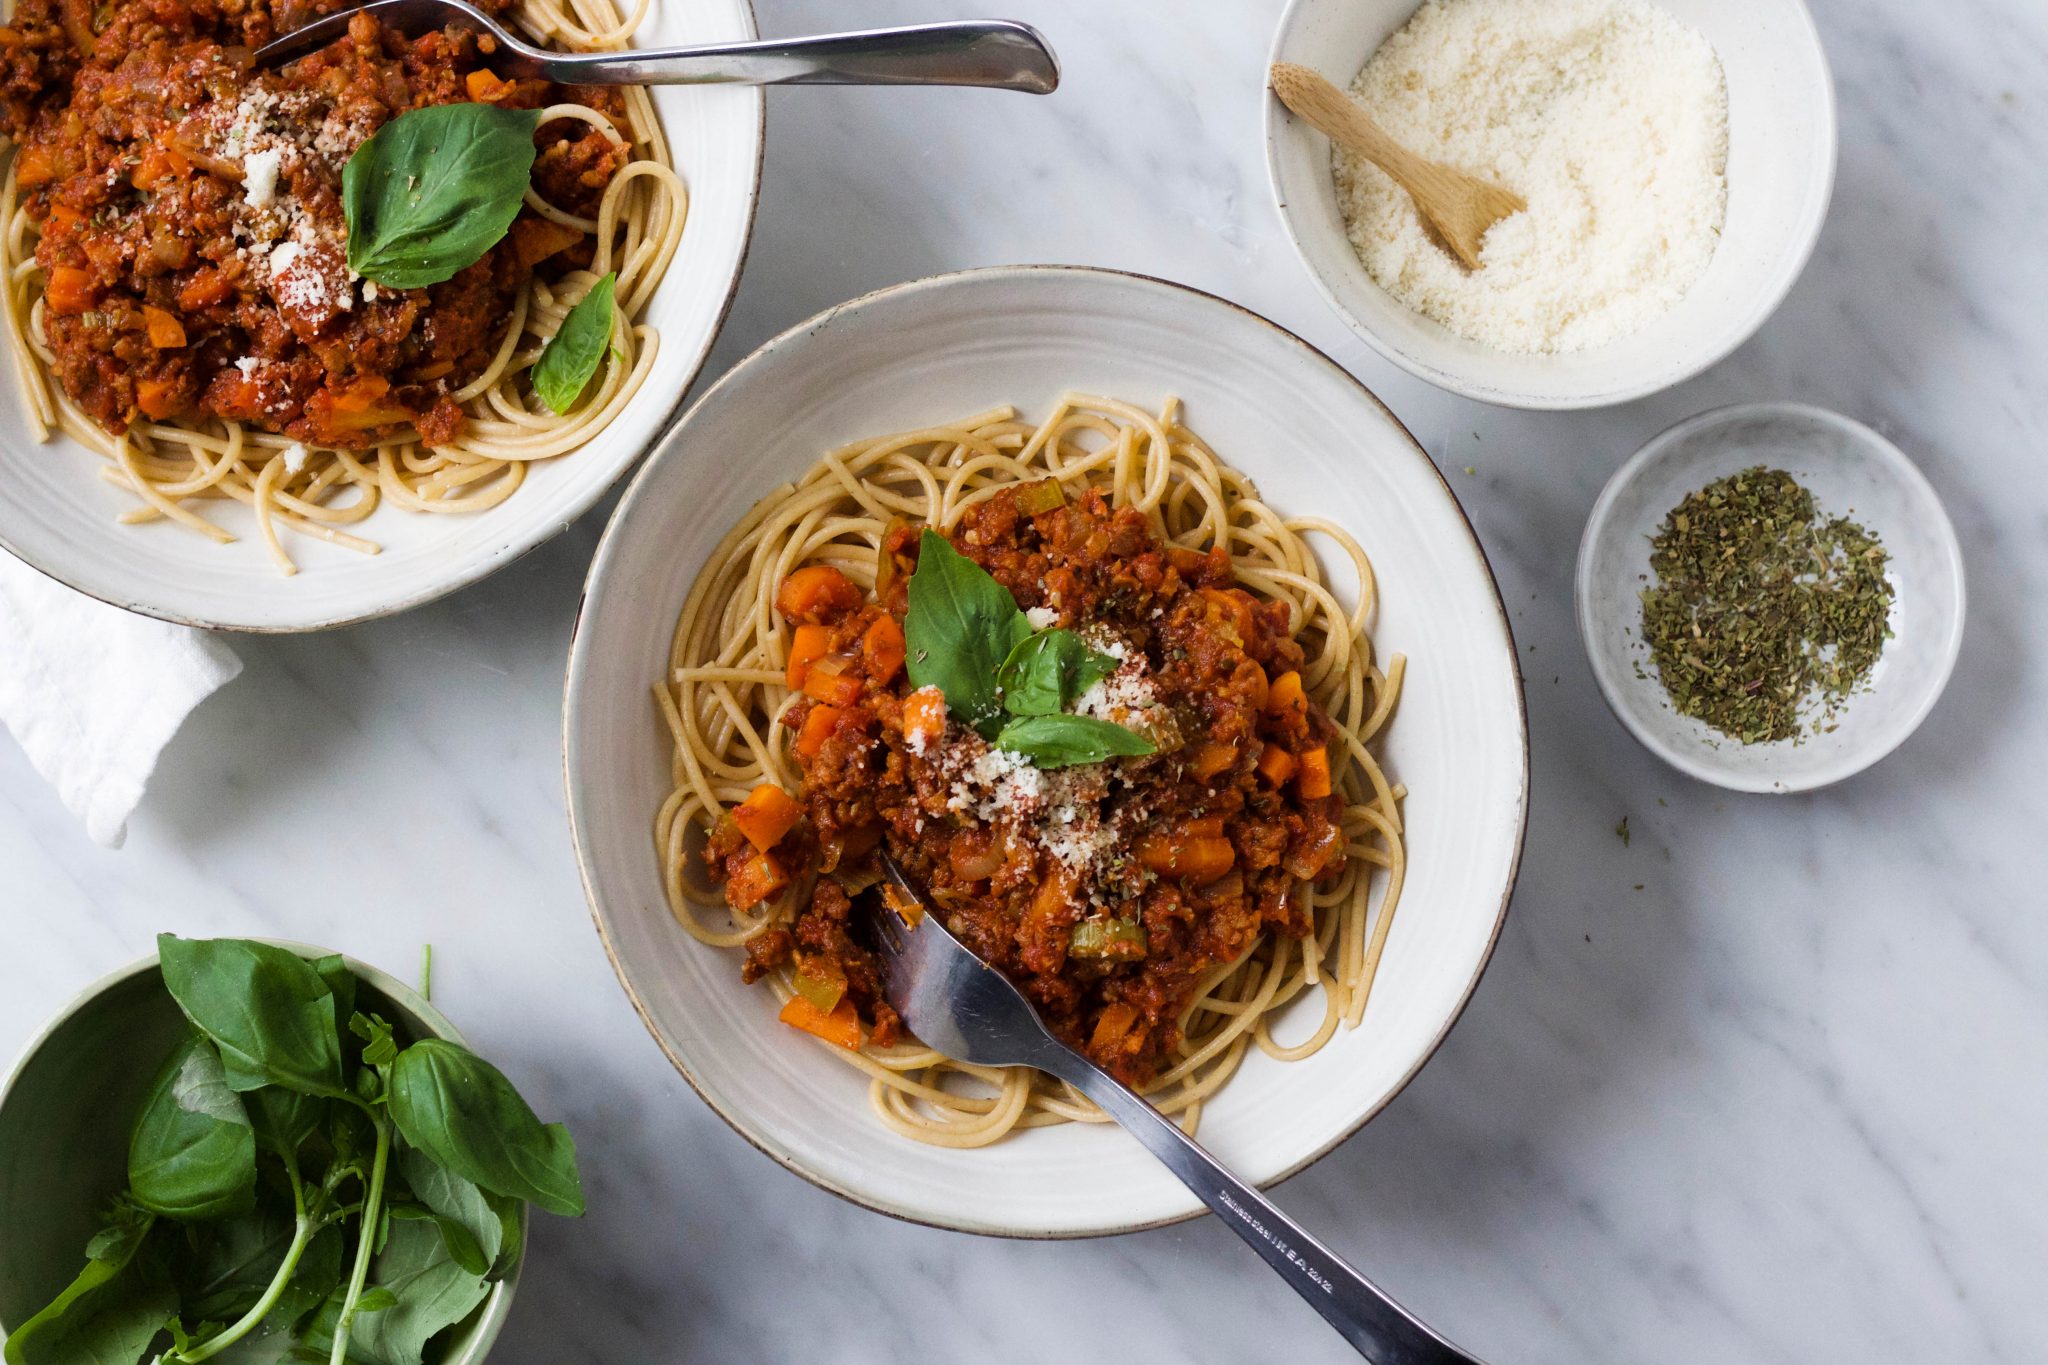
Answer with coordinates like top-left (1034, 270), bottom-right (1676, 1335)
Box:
top-left (1264, 0), bottom-right (1836, 410)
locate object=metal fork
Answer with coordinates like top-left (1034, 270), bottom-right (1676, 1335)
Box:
top-left (252, 0), bottom-right (1059, 94)
top-left (869, 854), bottom-right (1486, 1365)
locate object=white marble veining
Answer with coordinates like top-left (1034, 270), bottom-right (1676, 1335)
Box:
top-left (4, 0), bottom-right (2045, 1359)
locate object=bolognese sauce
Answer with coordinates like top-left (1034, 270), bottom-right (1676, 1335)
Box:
top-left (0, 0), bottom-right (629, 447)
top-left (704, 481), bottom-right (1351, 1087)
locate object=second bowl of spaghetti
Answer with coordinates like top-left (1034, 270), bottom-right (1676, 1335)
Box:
top-left (0, 0), bottom-right (760, 629)
top-left (564, 265), bottom-right (1528, 1236)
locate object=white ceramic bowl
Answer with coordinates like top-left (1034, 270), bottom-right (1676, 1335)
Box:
top-left (1264, 0), bottom-right (1837, 409)
top-left (0, 5), bottom-right (762, 631)
top-left (563, 266), bottom-right (1530, 1237)
top-left (1576, 403), bottom-right (1965, 793)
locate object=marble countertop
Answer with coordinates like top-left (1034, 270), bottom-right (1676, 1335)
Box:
top-left (5, 0), bottom-right (2044, 1360)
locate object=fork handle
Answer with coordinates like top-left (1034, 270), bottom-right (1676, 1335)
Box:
top-left (525, 20), bottom-right (1059, 92)
top-left (1055, 1056), bottom-right (1484, 1364)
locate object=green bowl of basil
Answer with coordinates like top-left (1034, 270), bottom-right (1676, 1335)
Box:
top-left (0, 937), bottom-right (576, 1365)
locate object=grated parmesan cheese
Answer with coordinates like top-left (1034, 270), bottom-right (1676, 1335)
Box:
top-left (1025, 606), bottom-right (1059, 630)
top-left (241, 147), bottom-right (281, 209)
top-left (1333, 0), bottom-right (1728, 354)
top-left (280, 443), bottom-right (309, 474)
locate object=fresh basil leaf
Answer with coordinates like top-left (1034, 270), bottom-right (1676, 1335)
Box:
top-left (2, 1215), bottom-right (174, 1365)
top-left (296, 1219), bottom-right (488, 1365)
top-left (995, 629), bottom-right (1120, 717)
top-left (128, 1034), bottom-right (257, 1221)
top-left (245, 1087), bottom-right (324, 1160)
top-left (349, 1012), bottom-right (399, 1071)
top-left (531, 271), bottom-right (616, 414)
top-left (342, 104), bottom-right (542, 289)
top-left (993, 713), bottom-right (1158, 769)
top-left (351, 1288), bottom-right (398, 1315)
top-left (158, 936), bottom-right (346, 1100)
top-left (310, 956), bottom-right (356, 1039)
top-left (387, 1039), bottom-right (584, 1217)
top-left (396, 1146), bottom-right (501, 1274)
top-left (479, 1190), bottom-right (523, 1280)
top-left (178, 1201), bottom-right (297, 1321)
top-left (904, 529), bottom-right (1032, 738)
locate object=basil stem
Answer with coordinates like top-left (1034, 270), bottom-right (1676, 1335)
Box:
top-left (329, 1107), bottom-right (393, 1365)
top-left (172, 1158), bottom-right (313, 1363)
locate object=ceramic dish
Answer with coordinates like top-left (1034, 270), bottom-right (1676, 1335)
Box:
top-left (563, 265), bottom-right (1529, 1237)
top-left (0, 1), bottom-right (762, 632)
top-left (1576, 403), bottom-right (1965, 793)
top-left (1263, 0), bottom-right (1836, 409)
top-left (0, 942), bottom-right (523, 1359)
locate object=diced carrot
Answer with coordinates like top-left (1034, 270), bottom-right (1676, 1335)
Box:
top-left (1186, 741), bottom-right (1237, 781)
top-left (1184, 813), bottom-right (1226, 838)
top-left (795, 704), bottom-right (841, 760)
top-left (134, 377), bottom-right (181, 420)
top-left (13, 144), bottom-right (58, 188)
top-left (1255, 743), bottom-right (1298, 787)
top-left (1296, 746), bottom-right (1333, 799)
top-left (777, 994), bottom-right (862, 1050)
top-left (785, 623), bottom-right (832, 689)
top-left (130, 144), bottom-right (189, 190)
top-left (775, 564), bottom-right (861, 625)
top-left (732, 784), bottom-right (803, 853)
top-left (330, 375), bottom-right (390, 410)
top-left (465, 68), bottom-right (510, 102)
top-left (801, 656), bottom-right (863, 707)
top-left (902, 686), bottom-right (947, 750)
top-left (862, 614), bottom-right (905, 682)
top-left (1265, 670), bottom-right (1307, 721)
top-left (1089, 1001), bottom-right (1139, 1053)
top-left (725, 851), bottom-right (788, 911)
top-left (42, 202), bottom-right (82, 234)
top-left (178, 268), bottom-right (232, 311)
top-left (1136, 829), bottom-right (1235, 883)
top-left (142, 305), bottom-right (185, 349)
top-left (43, 265), bottom-right (96, 316)
top-left (1199, 586), bottom-right (1255, 642)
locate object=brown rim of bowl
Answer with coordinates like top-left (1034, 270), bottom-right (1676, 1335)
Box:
top-left (0, 7), bottom-right (766, 635)
top-left (561, 263), bottom-right (1531, 1239)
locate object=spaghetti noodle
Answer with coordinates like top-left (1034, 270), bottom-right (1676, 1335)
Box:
top-left (655, 395), bottom-right (1408, 1146)
top-left (0, 0), bottom-right (685, 573)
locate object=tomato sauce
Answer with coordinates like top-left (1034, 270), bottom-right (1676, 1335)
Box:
top-left (709, 484), bottom-right (1351, 1087)
top-left (0, 0), bottom-right (628, 445)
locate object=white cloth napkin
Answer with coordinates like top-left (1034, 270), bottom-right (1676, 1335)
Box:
top-left (0, 552), bottom-right (241, 848)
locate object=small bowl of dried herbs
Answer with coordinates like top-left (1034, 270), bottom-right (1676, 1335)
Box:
top-left (0, 935), bottom-right (584, 1365)
top-left (1576, 402), bottom-right (1964, 793)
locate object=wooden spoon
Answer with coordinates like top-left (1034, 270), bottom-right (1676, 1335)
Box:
top-left (1270, 61), bottom-right (1526, 270)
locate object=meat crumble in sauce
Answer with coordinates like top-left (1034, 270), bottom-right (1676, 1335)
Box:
top-left (0, 0), bottom-right (631, 447)
top-left (705, 482), bottom-right (1352, 1088)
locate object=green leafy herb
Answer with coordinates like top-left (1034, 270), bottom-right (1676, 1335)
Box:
top-left (388, 1040), bottom-right (585, 1217)
top-left (993, 713), bottom-right (1158, 768)
top-left (530, 272), bottom-right (616, 414)
top-left (904, 529), bottom-right (1032, 738)
top-left (342, 104), bottom-right (543, 289)
top-left (129, 1036), bottom-right (257, 1221)
top-left (994, 629), bottom-right (1118, 717)
top-left (158, 936), bottom-right (347, 1100)
top-left (1638, 467), bottom-right (1893, 745)
top-left (2, 1206), bottom-right (173, 1365)
top-left (10, 940), bottom-right (579, 1365)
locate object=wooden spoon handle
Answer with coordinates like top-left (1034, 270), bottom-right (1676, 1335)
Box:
top-left (1269, 61), bottom-right (1436, 197)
